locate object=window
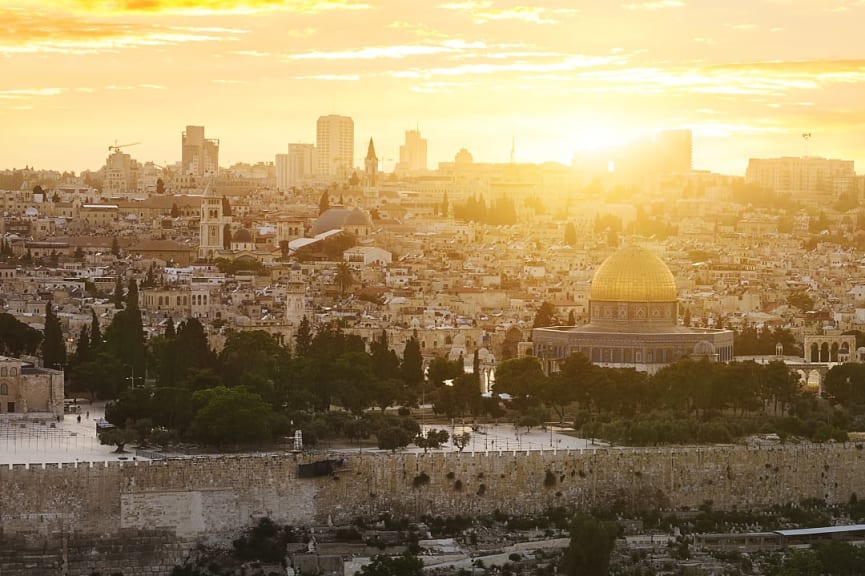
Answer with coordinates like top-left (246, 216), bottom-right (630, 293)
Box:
top-left (0, 383), bottom-right (7, 395)
top-left (0, 367), bottom-right (6, 376)
top-left (10, 368), bottom-right (16, 376)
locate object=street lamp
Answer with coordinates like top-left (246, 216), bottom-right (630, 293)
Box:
top-left (125, 366), bottom-right (137, 390)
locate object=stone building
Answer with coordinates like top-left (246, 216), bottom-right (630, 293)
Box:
top-left (0, 356), bottom-right (64, 417)
top-left (533, 245), bottom-right (734, 374)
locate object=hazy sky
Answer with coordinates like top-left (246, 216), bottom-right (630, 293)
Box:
top-left (3, 0), bottom-right (865, 175)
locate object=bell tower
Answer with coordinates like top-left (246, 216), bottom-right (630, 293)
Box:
top-left (198, 181), bottom-right (226, 260)
top-left (364, 137), bottom-right (378, 187)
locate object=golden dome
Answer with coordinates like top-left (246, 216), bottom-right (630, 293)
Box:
top-left (590, 246), bottom-right (677, 303)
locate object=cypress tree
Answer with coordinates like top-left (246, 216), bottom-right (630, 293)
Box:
top-left (400, 333), bottom-right (423, 388)
top-left (90, 308), bottom-right (102, 349)
top-left (294, 315), bottom-right (313, 357)
top-left (318, 190), bottom-right (330, 215)
top-left (42, 300), bottom-right (66, 368)
top-left (74, 325), bottom-right (90, 365)
top-left (113, 275), bottom-right (124, 309)
top-left (164, 316), bottom-right (176, 338)
top-left (123, 278), bottom-right (146, 380)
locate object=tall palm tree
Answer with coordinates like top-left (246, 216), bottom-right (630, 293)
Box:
top-left (335, 262), bottom-right (354, 297)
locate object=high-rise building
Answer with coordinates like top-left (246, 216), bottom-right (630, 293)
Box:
top-left (746, 156), bottom-right (856, 198)
top-left (316, 115), bottom-right (354, 181)
top-left (181, 125), bottom-right (220, 178)
top-left (103, 149), bottom-right (140, 196)
top-left (276, 143), bottom-right (316, 191)
top-left (397, 129), bottom-right (427, 176)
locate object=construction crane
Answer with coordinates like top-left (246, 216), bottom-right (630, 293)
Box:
top-left (108, 141), bottom-right (141, 154)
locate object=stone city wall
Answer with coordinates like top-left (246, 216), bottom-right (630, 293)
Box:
top-left (2, 445), bottom-right (865, 575)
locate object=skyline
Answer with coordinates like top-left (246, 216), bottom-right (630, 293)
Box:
top-left (3, 0), bottom-right (865, 175)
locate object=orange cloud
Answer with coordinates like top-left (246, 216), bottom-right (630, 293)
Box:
top-left (440, 1), bottom-right (577, 24)
top-left (59, 0), bottom-right (369, 14)
top-left (0, 7), bottom-right (246, 54)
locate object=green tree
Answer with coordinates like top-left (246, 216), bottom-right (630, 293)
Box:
top-left (0, 313), bottom-right (42, 356)
top-left (68, 350), bottom-right (123, 400)
top-left (218, 330), bottom-right (288, 404)
top-left (359, 554), bottom-right (423, 576)
top-left (493, 356), bottom-right (546, 399)
top-left (42, 300), bottom-right (66, 369)
top-left (90, 308), bottom-right (102, 348)
top-left (334, 262), bottom-right (355, 297)
top-left (99, 427), bottom-right (137, 453)
top-left (113, 274), bottom-right (124, 309)
top-left (563, 513), bottom-right (618, 576)
top-left (155, 317), bottom-right (217, 389)
top-left (532, 301), bottom-right (558, 329)
top-left (426, 356), bottom-right (463, 387)
top-left (453, 431), bottom-right (471, 452)
top-left (189, 386), bottom-right (273, 446)
top-left (414, 428), bottom-right (449, 452)
top-left (72, 325), bottom-right (90, 365)
top-left (500, 326), bottom-right (523, 360)
top-left (763, 359), bottom-right (800, 414)
top-left (376, 426), bottom-right (412, 452)
top-left (294, 315), bottom-right (313, 357)
top-left (123, 278), bottom-right (146, 380)
top-left (370, 329), bottom-right (400, 381)
top-left (400, 333), bottom-right (423, 387)
top-left (319, 190), bottom-right (330, 215)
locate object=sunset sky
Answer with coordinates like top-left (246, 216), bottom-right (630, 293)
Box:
top-left (3, 0), bottom-right (865, 175)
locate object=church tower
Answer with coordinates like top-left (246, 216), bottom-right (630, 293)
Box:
top-left (198, 182), bottom-right (228, 260)
top-left (364, 137), bottom-right (378, 187)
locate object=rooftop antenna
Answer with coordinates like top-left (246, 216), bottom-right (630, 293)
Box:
top-left (802, 132), bottom-right (812, 157)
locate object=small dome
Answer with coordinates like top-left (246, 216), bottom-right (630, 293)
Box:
top-left (344, 208), bottom-right (371, 227)
top-left (311, 207), bottom-right (371, 235)
top-left (590, 245), bottom-right (677, 303)
top-left (692, 340), bottom-right (716, 356)
top-left (311, 207), bottom-right (351, 235)
top-left (233, 228), bottom-right (253, 243)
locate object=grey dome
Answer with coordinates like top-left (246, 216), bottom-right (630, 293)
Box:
top-left (233, 228), bottom-right (253, 243)
top-left (311, 207), bottom-right (370, 235)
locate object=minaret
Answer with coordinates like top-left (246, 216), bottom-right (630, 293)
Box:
top-left (364, 137), bottom-right (378, 187)
top-left (285, 281), bottom-right (306, 326)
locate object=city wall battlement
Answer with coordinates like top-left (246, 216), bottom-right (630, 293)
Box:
top-left (2, 445), bottom-right (865, 575)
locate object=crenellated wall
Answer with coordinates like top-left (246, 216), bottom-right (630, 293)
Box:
top-left (2, 445), bottom-right (865, 575)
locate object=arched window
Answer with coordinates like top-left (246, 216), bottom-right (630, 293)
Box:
top-left (9, 368), bottom-right (16, 376)
top-left (0, 367), bottom-right (6, 376)
top-left (0, 383), bottom-right (7, 395)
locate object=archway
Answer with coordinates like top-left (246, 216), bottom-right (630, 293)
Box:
top-left (840, 342), bottom-right (851, 362)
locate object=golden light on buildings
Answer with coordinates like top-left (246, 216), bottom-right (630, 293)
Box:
top-left (589, 245), bottom-right (677, 303)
